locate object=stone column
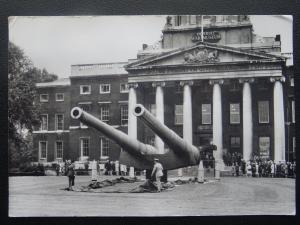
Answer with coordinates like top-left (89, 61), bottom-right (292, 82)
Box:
top-left (270, 77), bottom-right (286, 162)
top-left (152, 82), bottom-right (166, 153)
top-left (239, 78), bottom-right (254, 161)
top-left (128, 83), bottom-right (138, 177)
top-left (180, 81), bottom-right (194, 144)
top-left (128, 83), bottom-right (138, 139)
top-left (177, 81), bottom-right (193, 177)
top-left (209, 79), bottom-right (224, 165)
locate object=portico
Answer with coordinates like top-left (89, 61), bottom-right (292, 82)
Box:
top-left (125, 42), bottom-right (286, 163)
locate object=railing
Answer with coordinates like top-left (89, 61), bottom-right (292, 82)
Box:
top-left (71, 62), bottom-right (128, 76)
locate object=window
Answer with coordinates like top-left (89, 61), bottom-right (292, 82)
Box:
top-left (190, 15), bottom-right (196, 24)
top-left (292, 100), bottom-right (295, 123)
top-left (79, 103), bottom-right (91, 112)
top-left (120, 105), bottom-right (128, 126)
top-left (80, 85), bottom-right (91, 95)
top-left (100, 138), bottom-right (109, 157)
top-left (56, 141), bottom-right (63, 159)
top-left (258, 101), bottom-right (269, 123)
top-left (149, 104), bottom-right (156, 116)
top-left (55, 114), bottom-right (64, 130)
top-left (100, 84), bottom-right (111, 94)
top-left (290, 78), bottom-right (294, 87)
top-left (175, 105), bottom-right (183, 125)
top-left (100, 104), bottom-right (110, 123)
top-left (56, 93), bottom-right (64, 101)
top-left (40, 94), bottom-right (49, 102)
top-left (175, 16), bottom-right (182, 26)
top-left (230, 103), bottom-right (240, 124)
top-left (78, 103), bottom-right (91, 128)
top-left (40, 114), bottom-right (48, 131)
top-left (80, 138), bottom-right (89, 157)
top-left (203, 15), bottom-right (211, 25)
top-left (120, 83), bottom-right (129, 93)
top-left (259, 137), bottom-right (270, 159)
top-left (230, 137), bottom-right (240, 148)
top-left (201, 104), bottom-right (211, 124)
top-left (39, 141), bottom-right (47, 159)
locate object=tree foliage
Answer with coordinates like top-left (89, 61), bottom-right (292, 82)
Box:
top-left (8, 42), bottom-right (58, 168)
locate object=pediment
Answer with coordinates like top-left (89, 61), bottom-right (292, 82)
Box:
top-left (126, 42), bottom-right (284, 70)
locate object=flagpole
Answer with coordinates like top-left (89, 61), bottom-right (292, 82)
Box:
top-left (201, 15), bottom-right (204, 42)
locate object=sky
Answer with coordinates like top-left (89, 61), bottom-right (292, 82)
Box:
top-left (9, 15), bottom-right (293, 78)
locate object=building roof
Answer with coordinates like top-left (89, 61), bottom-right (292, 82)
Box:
top-left (36, 78), bottom-right (70, 88)
top-left (125, 41), bottom-right (286, 69)
top-left (70, 62), bottom-right (128, 78)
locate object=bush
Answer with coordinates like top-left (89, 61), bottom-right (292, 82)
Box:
top-left (19, 163), bottom-right (44, 174)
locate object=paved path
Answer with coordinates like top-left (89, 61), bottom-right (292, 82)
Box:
top-left (9, 176), bottom-right (295, 216)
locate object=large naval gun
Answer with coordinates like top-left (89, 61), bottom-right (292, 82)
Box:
top-left (70, 106), bottom-right (215, 171)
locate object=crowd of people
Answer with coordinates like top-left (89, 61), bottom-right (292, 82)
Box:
top-left (225, 152), bottom-right (296, 178)
top-left (104, 160), bottom-right (128, 176)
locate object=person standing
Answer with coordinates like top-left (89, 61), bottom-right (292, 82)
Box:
top-left (246, 162), bottom-right (252, 177)
top-left (231, 163), bottom-right (236, 176)
top-left (241, 159), bottom-right (246, 176)
top-left (67, 160), bottom-right (75, 190)
top-left (235, 162), bottom-right (239, 177)
top-left (151, 158), bottom-right (164, 192)
top-left (258, 162), bottom-right (262, 177)
top-left (271, 161), bottom-right (275, 178)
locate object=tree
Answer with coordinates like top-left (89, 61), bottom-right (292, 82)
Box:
top-left (8, 42), bottom-right (57, 168)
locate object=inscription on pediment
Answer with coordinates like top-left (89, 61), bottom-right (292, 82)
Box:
top-left (184, 48), bottom-right (219, 63)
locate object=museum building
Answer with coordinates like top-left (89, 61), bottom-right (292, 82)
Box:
top-left (33, 15), bottom-right (295, 165)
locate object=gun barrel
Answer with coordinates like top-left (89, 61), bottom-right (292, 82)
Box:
top-left (133, 104), bottom-right (200, 165)
top-left (70, 107), bottom-right (160, 156)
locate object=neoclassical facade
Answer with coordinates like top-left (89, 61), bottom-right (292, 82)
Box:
top-left (125, 42), bottom-right (286, 163)
top-left (125, 15), bottom-right (292, 163)
top-left (33, 15), bottom-right (295, 165)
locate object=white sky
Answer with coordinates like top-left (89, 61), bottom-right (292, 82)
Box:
top-left (9, 15), bottom-right (293, 78)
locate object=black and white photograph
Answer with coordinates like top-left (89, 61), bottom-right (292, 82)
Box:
top-left (8, 15), bottom-right (295, 217)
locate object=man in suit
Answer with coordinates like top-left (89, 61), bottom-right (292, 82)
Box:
top-left (67, 160), bottom-right (75, 190)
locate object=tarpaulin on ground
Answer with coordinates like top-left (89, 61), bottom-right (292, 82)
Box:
top-left (62, 177), bottom-right (199, 193)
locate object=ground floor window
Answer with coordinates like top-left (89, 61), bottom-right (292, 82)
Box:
top-left (100, 138), bottom-right (109, 157)
top-left (80, 138), bottom-right (89, 157)
top-left (56, 141), bottom-right (63, 159)
top-left (259, 137), bottom-right (270, 159)
top-left (39, 141), bottom-right (47, 160)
